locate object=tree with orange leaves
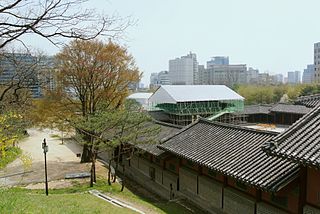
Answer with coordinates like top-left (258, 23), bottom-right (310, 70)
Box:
top-left (36, 39), bottom-right (140, 163)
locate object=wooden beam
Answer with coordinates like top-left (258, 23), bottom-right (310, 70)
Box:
top-left (298, 166), bottom-right (307, 214)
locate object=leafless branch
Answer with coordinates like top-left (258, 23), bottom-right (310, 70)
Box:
top-left (0, 0), bottom-right (132, 49)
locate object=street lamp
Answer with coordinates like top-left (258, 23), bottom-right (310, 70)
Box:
top-left (42, 138), bottom-right (49, 196)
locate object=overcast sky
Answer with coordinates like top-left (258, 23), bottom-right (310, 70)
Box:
top-left (18, 0), bottom-right (320, 86)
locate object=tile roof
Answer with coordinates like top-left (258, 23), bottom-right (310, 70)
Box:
top-left (236, 103), bottom-right (311, 116)
top-left (269, 103), bottom-right (311, 114)
top-left (237, 104), bottom-right (273, 115)
top-left (135, 121), bottom-right (182, 156)
top-left (263, 104), bottom-right (320, 168)
top-left (295, 94), bottom-right (320, 108)
top-left (158, 119), bottom-right (299, 191)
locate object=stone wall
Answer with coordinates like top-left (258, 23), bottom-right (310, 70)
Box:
top-left (256, 202), bottom-right (287, 214)
top-left (137, 157), bottom-right (150, 177)
top-left (304, 205), bottom-right (320, 214)
top-left (112, 154), bottom-right (300, 214)
top-left (179, 167), bottom-right (198, 195)
top-left (124, 158), bottom-right (171, 200)
top-left (198, 175), bottom-right (223, 210)
top-left (223, 188), bottom-right (255, 214)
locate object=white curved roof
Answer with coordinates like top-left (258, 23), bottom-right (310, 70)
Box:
top-left (149, 85), bottom-right (244, 104)
top-left (127, 92), bottom-right (153, 99)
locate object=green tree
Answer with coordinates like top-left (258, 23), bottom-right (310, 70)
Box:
top-left (0, 112), bottom-right (27, 159)
top-left (74, 100), bottom-right (160, 188)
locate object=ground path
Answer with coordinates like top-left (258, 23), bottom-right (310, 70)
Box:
top-left (0, 128), bottom-right (89, 187)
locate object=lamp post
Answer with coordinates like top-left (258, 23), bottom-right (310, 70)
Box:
top-left (42, 138), bottom-right (49, 196)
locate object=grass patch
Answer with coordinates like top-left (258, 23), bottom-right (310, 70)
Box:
top-left (0, 147), bottom-right (22, 169)
top-left (0, 179), bottom-right (203, 214)
top-left (0, 187), bottom-right (135, 214)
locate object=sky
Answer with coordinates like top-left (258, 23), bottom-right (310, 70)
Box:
top-left (17, 0), bottom-right (320, 86)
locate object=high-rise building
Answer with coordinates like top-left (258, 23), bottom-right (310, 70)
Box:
top-left (0, 53), bottom-right (41, 97)
top-left (287, 71), bottom-right (301, 84)
top-left (257, 73), bottom-right (272, 85)
top-left (158, 71), bottom-right (170, 85)
top-left (39, 56), bottom-right (56, 92)
top-left (149, 71), bottom-right (170, 88)
top-left (169, 52), bottom-right (198, 85)
top-left (271, 74), bottom-right (284, 84)
top-left (302, 64), bottom-right (315, 83)
top-left (246, 67), bottom-right (259, 83)
top-left (199, 64), bottom-right (247, 87)
top-left (314, 42), bottom-right (320, 82)
top-left (206, 56), bottom-right (229, 67)
top-left (287, 72), bottom-right (294, 83)
top-left (198, 65), bottom-right (205, 85)
top-left (150, 72), bottom-right (159, 88)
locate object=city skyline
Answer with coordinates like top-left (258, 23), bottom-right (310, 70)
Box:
top-left (11, 0), bottom-right (320, 86)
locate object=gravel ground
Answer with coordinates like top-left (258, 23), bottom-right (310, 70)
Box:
top-left (0, 128), bottom-right (90, 187)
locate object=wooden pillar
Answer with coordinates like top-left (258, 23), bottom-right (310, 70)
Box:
top-left (222, 176), bottom-right (228, 209)
top-left (298, 166), bottom-right (307, 214)
top-left (197, 165), bottom-right (202, 195)
top-left (255, 189), bottom-right (262, 214)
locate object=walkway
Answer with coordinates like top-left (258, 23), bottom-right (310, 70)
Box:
top-left (0, 128), bottom-right (88, 187)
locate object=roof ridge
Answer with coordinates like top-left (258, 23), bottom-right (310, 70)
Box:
top-left (153, 119), bottom-right (183, 129)
top-left (160, 120), bottom-right (200, 143)
top-left (298, 93), bottom-right (320, 100)
top-left (199, 118), bottom-right (278, 136)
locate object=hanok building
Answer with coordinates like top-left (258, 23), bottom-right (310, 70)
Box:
top-left (263, 104), bottom-right (320, 214)
top-left (148, 85), bottom-right (244, 126)
top-left (295, 93), bottom-right (320, 108)
top-left (234, 104), bottom-right (273, 124)
top-left (122, 119), bottom-right (302, 214)
top-left (270, 103), bottom-right (311, 125)
top-left (230, 103), bottom-right (311, 126)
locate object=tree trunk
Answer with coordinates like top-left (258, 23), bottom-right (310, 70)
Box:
top-left (81, 144), bottom-right (92, 163)
top-left (93, 152), bottom-right (96, 183)
top-left (90, 162), bottom-right (94, 187)
top-left (121, 164), bottom-right (125, 192)
top-left (108, 159), bottom-right (112, 185)
top-left (113, 146), bottom-right (121, 183)
top-left (61, 130), bottom-right (64, 144)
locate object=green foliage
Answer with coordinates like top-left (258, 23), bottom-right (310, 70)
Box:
top-left (0, 112), bottom-right (28, 159)
top-left (19, 153), bottom-right (32, 172)
top-left (0, 147), bottom-right (22, 169)
top-left (75, 100), bottom-right (160, 152)
top-left (299, 84), bottom-right (320, 96)
top-left (0, 180), bottom-right (202, 214)
top-left (236, 84), bottom-right (319, 105)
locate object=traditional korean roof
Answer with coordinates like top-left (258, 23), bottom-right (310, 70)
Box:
top-left (135, 121), bottom-right (181, 156)
top-left (238, 104), bottom-right (273, 115)
top-left (295, 93), bottom-right (320, 108)
top-left (158, 119), bottom-right (299, 191)
top-left (149, 85), bottom-right (244, 104)
top-left (269, 103), bottom-right (311, 114)
top-left (263, 104), bottom-right (320, 168)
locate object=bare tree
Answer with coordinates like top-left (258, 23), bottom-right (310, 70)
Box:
top-left (0, 0), bottom-right (130, 49)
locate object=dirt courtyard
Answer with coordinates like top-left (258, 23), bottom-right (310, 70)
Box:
top-left (0, 128), bottom-right (90, 187)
